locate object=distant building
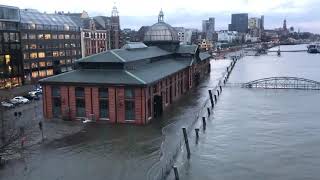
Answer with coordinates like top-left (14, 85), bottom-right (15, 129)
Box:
top-left (217, 30), bottom-right (238, 43)
top-left (110, 6), bottom-right (120, 49)
top-left (190, 30), bottom-right (200, 44)
top-left (136, 26), bottom-right (149, 42)
top-left (198, 39), bottom-right (213, 51)
top-left (228, 13), bottom-right (248, 33)
top-left (39, 10), bottom-right (211, 124)
top-left (65, 11), bottom-right (109, 57)
top-left (248, 17), bottom-right (260, 29)
top-left (20, 9), bottom-right (82, 84)
top-left (174, 27), bottom-right (193, 44)
top-left (0, 5), bottom-right (23, 89)
top-left (121, 28), bottom-right (139, 43)
top-left (202, 18), bottom-right (215, 41)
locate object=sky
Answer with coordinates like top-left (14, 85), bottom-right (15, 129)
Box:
top-left (1, 0), bottom-right (320, 33)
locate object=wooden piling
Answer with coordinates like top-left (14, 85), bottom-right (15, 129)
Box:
top-left (208, 90), bottom-right (214, 108)
top-left (207, 107), bottom-right (211, 117)
top-left (182, 127), bottom-right (191, 159)
top-left (202, 117), bottom-right (206, 130)
top-left (195, 128), bottom-right (199, 138)
top-left (173, 166), bottom-right (180, 180)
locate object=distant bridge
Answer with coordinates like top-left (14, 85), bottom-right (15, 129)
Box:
top-left (268, 50), bottom-right (307, 53)
top-left (227, 77), bottom-right (320, 90)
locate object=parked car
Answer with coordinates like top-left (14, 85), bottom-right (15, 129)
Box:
top-left (11, 96), bottom-right (30, 104)
top-left (1, 101), bottom-right (15, 108)
top-left (34, 88), bottom-right (42, 94)
top-left (28, 91), bottom-right (40, 97)
top-left (9, 99), bottom-right (20, 106)
top-left (24, 94), bottom-right (40, 101)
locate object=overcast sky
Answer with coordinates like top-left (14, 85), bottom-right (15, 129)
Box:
top-left (2, 0), bottom-right (320, 33)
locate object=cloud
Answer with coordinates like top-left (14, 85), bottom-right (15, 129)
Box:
top-left (1, 0), bottom-right (320, 33)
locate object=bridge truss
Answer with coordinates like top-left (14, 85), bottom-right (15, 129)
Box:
top-left (242, 77), bottom-right (320, 90)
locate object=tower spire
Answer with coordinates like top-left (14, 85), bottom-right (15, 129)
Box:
top-left (158, 9), bottom-right (164, 22)
top-left (111, 2), bottom-right (119, 17)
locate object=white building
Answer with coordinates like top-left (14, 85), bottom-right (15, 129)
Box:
top-left (217, 30), bottom-right (238, 43)
top-left (175, 27), bottom-right (193, 44)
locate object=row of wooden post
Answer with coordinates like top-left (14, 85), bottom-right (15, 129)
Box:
top-left (173, 56), bottom-right (240, 180)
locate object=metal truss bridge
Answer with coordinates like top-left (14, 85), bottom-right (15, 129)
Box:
top-left (227, 77), bottom-right (320, 90)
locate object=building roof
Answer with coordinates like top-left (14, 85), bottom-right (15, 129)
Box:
top-left (127, 59), bottom-right (191, 84)
top-left (144, 22), bottom-right (179, 42)
top-left (20, 9), bottom-right (79, 27)
top-left (40, 58), bottom-right (192, 86)
top-left (199, 52), bottom-right (211, 61)
top-left (39, 69), bottom-right (145, 85)
top-left (176, 44), bottom-right (198, 54)
top-left (77, 46), bottom-right (172, 63)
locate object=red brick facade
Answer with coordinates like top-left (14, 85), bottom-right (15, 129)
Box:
top-left (42, 60), bottom-right (210, 125)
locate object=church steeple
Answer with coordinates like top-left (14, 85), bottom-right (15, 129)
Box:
top-left (111, 3), bottom-right (119, 17)
top-left (158, 9), bottom-right (164, 23)
top-left (283, 18), bottom-right (287, 31)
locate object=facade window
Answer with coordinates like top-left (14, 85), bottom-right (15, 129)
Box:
top-left (52, 34), bottom-right (58, 39)
top-left (31, 62), bottom-right (38, 68)
top-left (39, 61), bottom-right (46, 67)
top-left (38, 52), bottom-right (45, 58)
top-left (23, 53), bottom-right (29, 60)
top-left (30, 44), bottom-right (37, 49)
top-left (47, 61), bottom-right (53, 66)
top-left (47, 69), bottom-right (53, 75)
top-left (23, 63), bottom-right (30, 69)
top-left (65, 34), bottom-right (70, 39)
top-left (28, 34), bottom-right (36, 39)
top-left (21, 33), bottom-right (28, 40)
top-left (52, 86), bottom-right (61, 117)
top-left (46, 51), bottom-right (52, 57)
top-left (58, 34), bottom-right (64, 39)
top-left (39, 70), bottom-right (46, 77)
top-left (30, 53), bottom-right (38, 59)
top-left (59, 60), bottom-right (66, 65)
top-left (99, 88), bottom-right (109, 119)
top-left (38, 44), bottom-right (45, 49)
top-left (59, 51), bottom-right (65, 56)
top-left (75, 87), bottom-right (85, 117)
top-left (38, 34), bottom-right (44, 40)
top-left (36, 24), bottom-right (43, 30)
top-left (125, 88), bottom-right (135, 120)
top-left (44, 34), bottom-right (51, 39)
top-left (32, 71), bottom-right (39, 78)
top-left (53, 51), bottom-right (59, 57)
top-left (66, 59), bottom-right (72, 64)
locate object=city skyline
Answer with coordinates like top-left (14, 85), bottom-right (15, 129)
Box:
top-left (2, 0), bottom-right (320, 33)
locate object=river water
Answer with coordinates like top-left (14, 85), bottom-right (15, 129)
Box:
top-left (176, 44), bottom-right (320, 180)
top-left (0, 57), bottom-right (231, 180)
top-left (2, 44), bottom-right (319, 180)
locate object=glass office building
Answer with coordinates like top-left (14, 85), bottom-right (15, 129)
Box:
top-left (0, 5), bottom-right (23, 89)
top-left (20, 9), bottom-right (81, 83)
